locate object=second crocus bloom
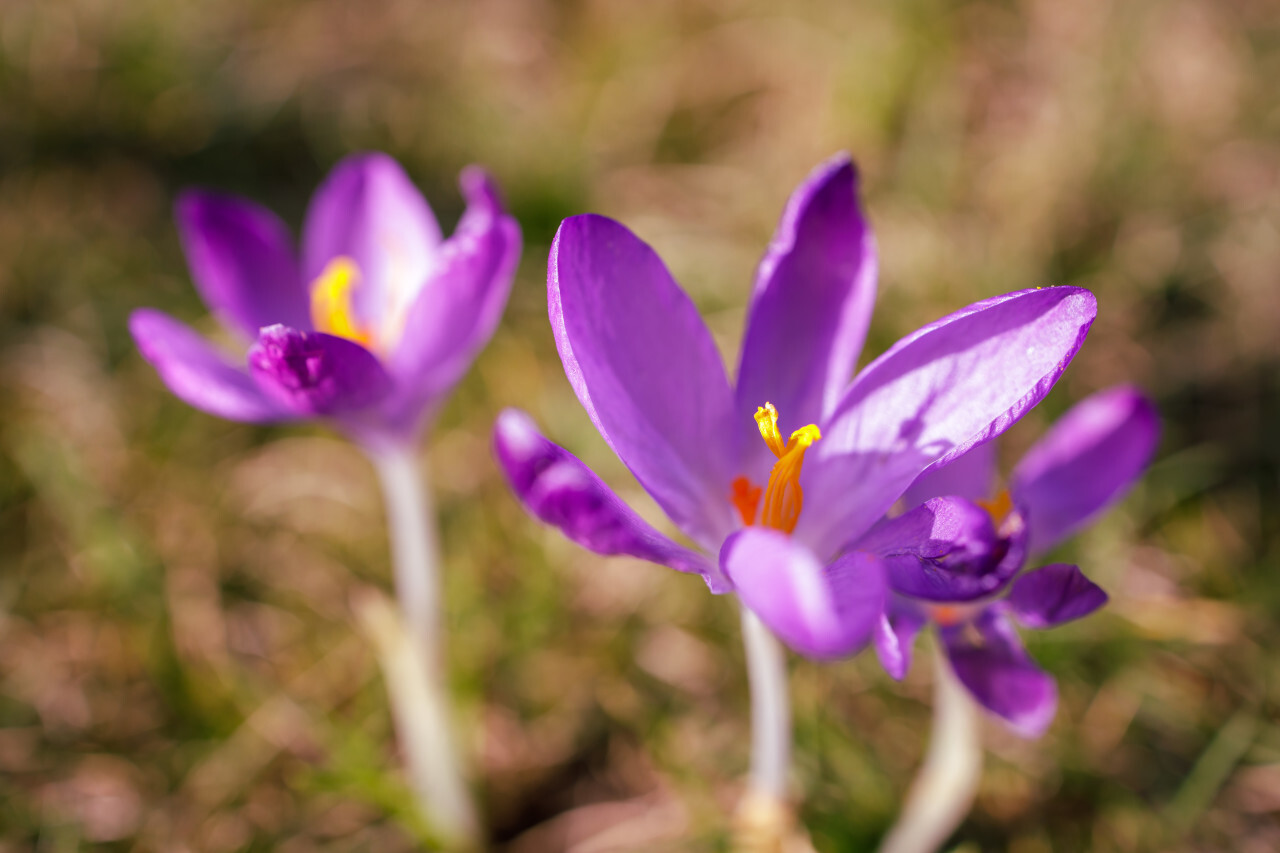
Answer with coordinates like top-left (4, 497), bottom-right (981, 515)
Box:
top-left (495, 153), bottom-right (1098, 660)
top-left (131, 153), bottom-right (521, 451)
top-left (868, 386), bottom-right (1160, 735)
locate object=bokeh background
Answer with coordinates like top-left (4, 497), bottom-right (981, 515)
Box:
top-left (1, 0), bottom-right (1278, 849)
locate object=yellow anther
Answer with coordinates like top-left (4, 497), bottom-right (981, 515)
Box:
top-left (754, 403), bottom-right (788, 458)
top-left (310, 256), bottom-right (374, 348)
top-left (976, 489), bottom-right (1013, 525)
top-left (737, 403), bottom-right (822, 535)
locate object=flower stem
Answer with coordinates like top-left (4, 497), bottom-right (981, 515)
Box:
top-left (365, 445), bottom-right (478, 849)
top-left (734, 604), bottom-right (793, 851)
top-left (878, 643), bottom-right (982, 853)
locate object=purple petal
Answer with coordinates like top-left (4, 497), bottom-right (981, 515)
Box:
top-left (941, 608), bottom-right (1057, 737)
top-left (858, 497), bottom-right (1025, 602)
top-left (797, 287), bottom-right (1097, 558)
top-left (383, 167), bottom-right (522, 436)
top-left (901, 440), bottom-right (998, 510)
top-left (248, 325), bottom-right (393, 417)
top-left (175, 191), bottom-right (309, 339)
top-left (129, 308), bottom-right (288, 423)
top-left (1011, 386), bottom-right (1160, 553)
top-left (302, 153), bottom-right (442, 333)
top-left (734, 155), bottom-right (877, 480)
top-left (721, 528), bottom-right (885, 659)
top-left (493, 409), bottom-right (726, 592)
top-left (549, 214), bottom-right (737, 549)
top-left (874, 596), bottom-right (927, 680)
top-left (1007, 563), bottom-right (1108, 629)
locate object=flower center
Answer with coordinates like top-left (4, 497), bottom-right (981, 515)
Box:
top-left (730, 402), bottom-right (822, 534)
top-left (976, 489), bottom-right (1012, 525)
top-left (311, 256), bottom-right (376, 350)
top-left (929, 604), bottom-right (965, 627)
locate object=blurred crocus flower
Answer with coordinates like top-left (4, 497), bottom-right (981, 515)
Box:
top-left (494, 153), bottom-right (1098, 661)
top-left (130, 153), bottom-right (521, 449)
top-left (866, 386), bottom-right (1160, 735)
top-left (129, 152), bottom-right (520, 844)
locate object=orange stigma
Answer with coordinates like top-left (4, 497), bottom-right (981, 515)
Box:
top-left (731, 402), bottom-right (822, 534)
top-left (930, 604), bottom-right (963, 627)
top-left (310, 256), bottom-right (375, 349)
top-left (731, 476), bottom-right (762, 526)
top-left (976, 489), bottom-right (1013, 525)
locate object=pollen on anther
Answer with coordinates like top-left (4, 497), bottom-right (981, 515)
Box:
top-left (754, 403), bottom-right (788, 458)
top-left (744, 403), bottom-right (822, 535)
top-left (311, 256), bottom-right (374, 348)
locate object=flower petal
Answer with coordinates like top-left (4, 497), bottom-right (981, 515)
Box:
top-left (302, 152), bottom-right (442, 332)
top-left (900, 440), bottom-right (998, 510)
top-left (1007, 563), bottom-right (1107, 629)
top-left (721, 527), bottom-right (885, 659)
top-left (941, 608), bottom-right (1057, 737)
top-left (175, 191), bottom-right (309, 339)
top-left (129, 308), bottom-right (288, 423)
top-left (248, 325), bottom-right (393, 417)
top-left (549, 214), bottom-right (737, 548)
top-left (797, 286), bottom-right (1097, 558)
top-left (858, 497), bottom-right (1023, 602)
top-left (874, 596), bottom-right (927, 680)
top-left (1011, 385), bottom-right (1159, 553)
top-left (383, 168), bottom-right (522, 437)
top-left (493, 409), bottom-right (724, 590)
top-left (734, 155), bottom-right (877, 479)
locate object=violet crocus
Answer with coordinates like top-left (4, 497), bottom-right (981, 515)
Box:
top-left (130, 153), bottom-right (521, 847)
top-left (131, 153), bottom-right (520, 450)
top-left (493, 153), bottom-right (1097, 818)
top-left (873, 387), bottom-right (1157, 853)
top-left (867, 385), bottom-right (1160, 736)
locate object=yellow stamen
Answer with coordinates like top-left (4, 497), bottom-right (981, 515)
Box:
top-left (310, 256), bottom-right (374, 348)
top-left (976, 489), bottom-right (1012, 525)
top-left (734, 402), bottom-right (822, 534)
top-left (754, 402), bottom-right (789, 458)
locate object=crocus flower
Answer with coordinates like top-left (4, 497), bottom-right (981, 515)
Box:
top-left (129, 153), bottom-right (520, 844)
top-left (130, 152), bottom-right (521, 449)
top-left (865, 386), bottom-right (1159, 735)
top-left (494, 153), bottom-right (1098, 661)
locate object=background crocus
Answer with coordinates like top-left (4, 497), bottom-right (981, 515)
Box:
top-left (494, 153), bottom-right (1096, 836)
top-left (875, 386), bottom-right (1159, 853)
top-left (131, 153), bottom-right (519, 450)
top-left (131, 152), bottom-right (521, 847)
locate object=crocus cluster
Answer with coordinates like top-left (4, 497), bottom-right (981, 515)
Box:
top-left (866, 386), bottom-right (1159, 734)
top-left (131, 147), bottom-right (1159, 847)
top-left (494, 154), bottom-right (1101, 666)
top-left (131, 153), bottom-right (520, 450)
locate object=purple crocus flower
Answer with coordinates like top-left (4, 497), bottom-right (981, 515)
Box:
top-left (866, 386), bottom-right (1160, 735)
top-left (129, 153), bottom-right (521, 841)
top-left (493, 153), bottom-right (1098, 661)
top-left (130, 152), bottom-right (521, 449)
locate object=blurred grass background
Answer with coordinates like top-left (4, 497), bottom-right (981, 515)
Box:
top-left (0, 0), bottom-right (1277, 849)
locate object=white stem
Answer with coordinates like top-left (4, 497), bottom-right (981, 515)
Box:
top-left (365, 446), bottom-right (478, 848)
top-left (740, 604), bottom-right (792, 801)
top-left (878, 643), bottom-right (983, 853)
top-left (370, 446), bottom-right (442, 661)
